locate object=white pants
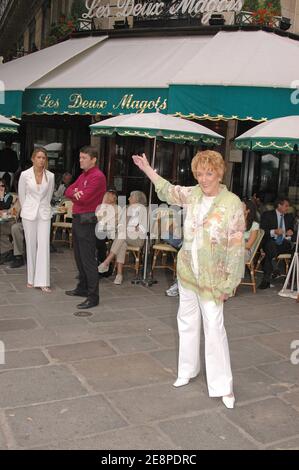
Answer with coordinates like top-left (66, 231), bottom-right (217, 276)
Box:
top-left (22, 217), bottom-right (51, 287)
top-left (177, 281), bottom-right (233, 397)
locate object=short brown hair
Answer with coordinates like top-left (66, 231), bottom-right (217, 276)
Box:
top-left (80, 146), bottom-right (98, 160)
top-left (191, 150), bottom-right (225, 180)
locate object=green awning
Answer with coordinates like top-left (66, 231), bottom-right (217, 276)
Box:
top-left (90, 112), bottom-right (223, 145)
top-left (0, 125), bottom-right (19, 133)
top-left (168, 85), bottom-right (299, 122)
top-left (235, 116), bottom-right (299, 152)
top-left (235, 138), bottom-right (299, 152)
top-left (0, 91), bottom-right (23, 119)
top-left (0, 37), bottom-right (107, 118)
top-left (0, 114), bottom-right (19, 133)
top-left (22, 88), bottom-right (168, 115)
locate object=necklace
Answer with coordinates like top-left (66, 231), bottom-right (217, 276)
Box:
top-left (34, 168), bottom-right (43, 186)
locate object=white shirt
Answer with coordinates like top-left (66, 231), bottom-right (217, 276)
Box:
top-left (54, 183), bottom-right (67, 198)
top-left (270, 210), bottom-right (286, 240)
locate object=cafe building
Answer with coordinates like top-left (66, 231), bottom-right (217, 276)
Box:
top-left (1, 1), bottom-right (299, 202)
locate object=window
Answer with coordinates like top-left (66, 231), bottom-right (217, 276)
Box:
top-left (260, 153), bottom-right (280, 203)
top-left (28, 18), bottom-right (36, 53)
top-left (42, 0), bottom-right (51, 47)
top-left (33, 127), bottom-right (65, 172)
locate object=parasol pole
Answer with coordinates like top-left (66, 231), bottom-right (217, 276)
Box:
top-left (141, 136), bottom-right (157, 285)
top-left (278, 228), bottom-right (299, 299)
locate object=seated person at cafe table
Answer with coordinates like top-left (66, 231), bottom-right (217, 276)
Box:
top-left (259, 196), bottom-right (295, 289)
top-left (54, 172), bottom-right (73, 199)
top-left (0, 197), bottom-right (25, 268)
top-left (0, 178), bottom-right (13, 211)
top-left (98, 190), bottom-right (147, 285)
top-left (95, 189), bottom-right (119, 275)
top-left (0, 178), bottom-right (14, 258)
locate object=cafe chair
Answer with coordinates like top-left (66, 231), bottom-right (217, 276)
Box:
top-left (150, 207), bottom-right (179, 280)
top-left (276, 253), bottom-right (292, 275)
top-left (10, 193), bottom-right (18, 206)
top-left (238, 228), bottom-right (265, 293)
top-left (124, 245), bottom-right (143, 278)
top-left (52, 201), bottom-right (73, 249)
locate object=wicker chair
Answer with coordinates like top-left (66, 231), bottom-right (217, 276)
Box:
top-left (124, 244), bottom-right (143, 278)
top-left (238, 229), bottom-right (265, 293)
top-left (150, 207), bottom-right (180, 280)
top-left (52, 201), bottom-right (73, 248)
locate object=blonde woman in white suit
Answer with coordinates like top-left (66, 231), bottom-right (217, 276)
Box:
top-left (18, 148), bottom-right (55, 292)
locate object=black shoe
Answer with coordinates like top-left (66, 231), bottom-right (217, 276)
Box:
top-left (0, 251), bottom-right (14, 264)
top-left (9, 256), bottom-right (24, 268)
top-left (5, 252), bottom-right (14, 263)
top-left (65, 289), bottom-right (88, 297)
top-left (272, 269), bottom-right (283, 279)
top-left (258, 280), bottom-right (271, 289)
top-left (77, 298), bottom-right (99, 309)
top-left (0, 250), bottom-right (13, 264)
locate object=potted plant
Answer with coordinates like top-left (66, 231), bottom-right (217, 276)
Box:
top-left (251, 1), bottom-right (281, 27)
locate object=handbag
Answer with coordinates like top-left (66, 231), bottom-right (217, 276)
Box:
top-left (79, 212), bottom-right (97, 224)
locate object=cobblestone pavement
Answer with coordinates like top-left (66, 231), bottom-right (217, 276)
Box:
top-left (0, 249), bottom-right (299, 450)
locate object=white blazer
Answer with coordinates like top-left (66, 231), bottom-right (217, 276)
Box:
top-left (18, 167), bottom-right (55, 221)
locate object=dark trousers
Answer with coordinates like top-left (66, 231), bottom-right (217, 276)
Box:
top-left (262, 238), bottom-right (293, 281)
top-left (72, 216), bottom-right (99, 302)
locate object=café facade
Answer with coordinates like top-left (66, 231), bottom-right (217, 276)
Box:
top-left (1, 14), bottom-right (299, 202)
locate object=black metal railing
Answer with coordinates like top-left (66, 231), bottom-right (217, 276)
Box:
top-left (236, 10), bottom-right (281, 28)
top-left (133, 0), bottom-right (201, 27)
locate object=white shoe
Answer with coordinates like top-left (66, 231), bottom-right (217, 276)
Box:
top-left (165, 281), bottom-right (179, 297)
top-left (222, 395), bottom-right (235, 409)
top-left (173, 377), bottom-right (190, 387)
top-left (98, 263), bottom-right (109, 273)
top-left (114, 274), bottom-right (123, 285)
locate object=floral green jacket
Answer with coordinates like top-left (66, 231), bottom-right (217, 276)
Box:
top-left (154, 176), bottom-right (245, 304)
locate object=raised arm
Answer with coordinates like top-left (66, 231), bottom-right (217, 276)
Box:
top-left (132, 154), bottom-right (159, 184)
top-left (132, 154), bottom-right (193, 207)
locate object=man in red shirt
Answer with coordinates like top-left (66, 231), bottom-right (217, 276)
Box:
top-left (65, 146), bottom-right (106, 309)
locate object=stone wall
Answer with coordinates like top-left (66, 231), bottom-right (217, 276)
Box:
top-left (281, 0), bottom-right (299, 33)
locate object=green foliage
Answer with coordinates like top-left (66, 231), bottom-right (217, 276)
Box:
top-left (45, 1), bottom-right (87, 48)
top-left (243, 0), bottom-right (281, 14)
top-left (243, 0), bottom-right (260, 11)
top-left (71, 0), bottom-right (87, 19)
top-left (242, 0), bottom-right (282, 26)
top-left (46, 15), bottom-right (75, 47)
top-left (263, 0), bottom-right (281, 15)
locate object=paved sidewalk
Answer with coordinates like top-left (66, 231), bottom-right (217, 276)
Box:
top-left (0, 249), bottom-right (299, 450)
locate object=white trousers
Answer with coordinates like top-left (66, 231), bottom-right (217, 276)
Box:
top-left (22, 217), bottom-right (51, 287)
top-left (177, 281), bottom-right (233, 397)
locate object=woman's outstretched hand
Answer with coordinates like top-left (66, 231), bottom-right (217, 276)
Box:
top-left (132, 153), bottom-right (159, 184)
top-left (132, 153), bottom-right (150, 172)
